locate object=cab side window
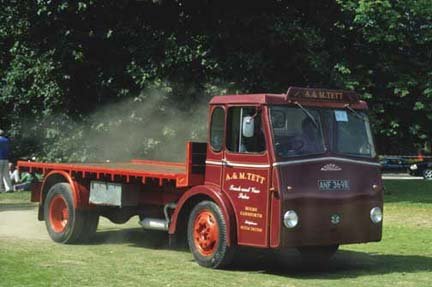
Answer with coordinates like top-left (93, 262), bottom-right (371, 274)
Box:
top-left (210, 107), bottom-right (225, 152)
top-left (226, 107), bottom-right (265, 153)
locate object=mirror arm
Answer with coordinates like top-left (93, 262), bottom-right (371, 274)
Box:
top-left (250, 106), bottom-right (261, 119)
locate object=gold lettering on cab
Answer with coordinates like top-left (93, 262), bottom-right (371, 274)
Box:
top-left (239, 206), bottom-right (263, 218)
top-left (225, 172), bottom-right (266, 184)
top-left (239, 206), bottom-right (264, 233)
top-left (239, 211), bottom-right (263, 218)
top-left (295, 90), bottom-right (344, 100)
top-left (240, 225), bottom-right (263, 233)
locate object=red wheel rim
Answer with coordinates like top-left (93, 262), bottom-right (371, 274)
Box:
top-left (193, 210), bottom-right (219, 256)
top-left (49, 195), bottom-right (69, 233)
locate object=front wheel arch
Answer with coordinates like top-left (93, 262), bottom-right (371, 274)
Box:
top-left (169, 186), bottom-right (237, 247)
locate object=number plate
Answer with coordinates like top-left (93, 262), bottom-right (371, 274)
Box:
top-left (318, 180), bottom-right (350, 191)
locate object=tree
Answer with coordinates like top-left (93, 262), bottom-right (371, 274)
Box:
top-left (336, 0), bottom-right (432, 154)
top-left (0, 0), bottom-right (430, 161)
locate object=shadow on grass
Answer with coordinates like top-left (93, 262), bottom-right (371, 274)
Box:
top-left (228, 249), bottom-right (432, 279)
top-left (90, 228), bottom-right (179, 251)
top-left (89, 228), bottom-right (432, 278)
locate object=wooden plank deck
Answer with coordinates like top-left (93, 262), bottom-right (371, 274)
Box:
top-left (18, 160), bottom-right (189, 187)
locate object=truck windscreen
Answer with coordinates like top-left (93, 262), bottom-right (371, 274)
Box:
top-left (270, 106), bottom-right (376, 158)
top-left (270, 106), bottom-right (326, 158)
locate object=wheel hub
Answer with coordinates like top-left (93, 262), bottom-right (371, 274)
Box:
top-left (49, 195), bottom-right (69, 233)
top-left (193, 210), bottom-right (219, 256)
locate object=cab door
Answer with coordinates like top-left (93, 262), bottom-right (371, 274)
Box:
top-left (222, 106), bottom-right (271, 247)
top-left (205, 106), bottom-right (225, 185)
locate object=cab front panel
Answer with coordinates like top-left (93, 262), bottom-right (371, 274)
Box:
top-left (277, 159), bottom-right (383, 248)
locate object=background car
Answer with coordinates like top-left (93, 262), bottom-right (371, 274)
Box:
top-left (380, 157), bottom-right (411, 173)
top-left (409, 161), bottom-right (432, 180)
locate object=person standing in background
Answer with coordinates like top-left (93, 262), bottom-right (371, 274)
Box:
top-left (0, 129), bottom-right (13, 193)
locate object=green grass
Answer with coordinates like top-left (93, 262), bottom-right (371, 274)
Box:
top-left (0, 190), bottom-right (32, 204)
top-left (0, 191), bottom-right (36, 210)
top-left (1, 180), bottom-right (432, 287)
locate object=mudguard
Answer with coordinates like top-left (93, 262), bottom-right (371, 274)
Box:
top-left (169, 185), bottom-right (237, 246)
top-left (40, 170), bottom-right (83, 208)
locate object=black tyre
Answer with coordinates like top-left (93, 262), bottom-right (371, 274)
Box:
top-left (81, 210), bottom-right (99, 241)
top-left (44, 183), bottom-right (98, 243)
top-left (187, 201), bottom-right (235, 269)
top-left (423, 169), bottom-right (432, 180)
top-left (297, 244), bottom-right (339, 264)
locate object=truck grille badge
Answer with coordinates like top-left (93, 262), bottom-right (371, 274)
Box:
top-left (321, 163), bottom-right (342, 171)
top-left (331, 214), bottom-right (341, 225)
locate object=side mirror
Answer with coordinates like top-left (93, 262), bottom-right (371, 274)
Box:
top-left (242, 116), bottom-right (255, 138)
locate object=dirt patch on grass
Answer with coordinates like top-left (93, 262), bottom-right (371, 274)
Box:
top-left (0, 207), bottom-right (49, 241)
top-left (0, 205), bottom-right (144, 243)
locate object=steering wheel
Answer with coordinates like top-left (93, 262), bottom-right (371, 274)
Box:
top-left (275, 135), bottom-right (305, 157)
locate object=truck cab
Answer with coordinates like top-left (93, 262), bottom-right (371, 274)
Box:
top-left (202, 87), bottom-right (382, 259)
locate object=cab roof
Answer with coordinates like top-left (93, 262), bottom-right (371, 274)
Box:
top-left (209, 87), bottom-right (368, 109)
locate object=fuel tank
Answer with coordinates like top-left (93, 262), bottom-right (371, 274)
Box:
top-left (276, 157), bottom-right (383, 248)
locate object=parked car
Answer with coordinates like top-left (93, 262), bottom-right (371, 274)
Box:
top-left (409, 161), bottom-right (432, 180)
top-left (380, 157), bottom-right (411, 173)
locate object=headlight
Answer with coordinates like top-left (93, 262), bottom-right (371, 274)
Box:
top-left (283, 210), bottom-right (298, 229)
top-left (370, 207), bottom-right (383, 224)
top-left (410, 164), bottom-right (418, 170)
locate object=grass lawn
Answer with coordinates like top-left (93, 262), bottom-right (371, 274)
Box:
top-left (1, 180), bottom-right (431, 287)
top-left (0, 191), bottom-right (35, 206)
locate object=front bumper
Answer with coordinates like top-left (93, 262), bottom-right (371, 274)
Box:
top-left (280, 195), bottom-right (382, 248)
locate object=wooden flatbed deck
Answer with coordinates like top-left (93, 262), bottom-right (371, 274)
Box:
top-left (18, 142), bottom-right (207, 188)
top-left (18, 160), bottom-right (190, 187)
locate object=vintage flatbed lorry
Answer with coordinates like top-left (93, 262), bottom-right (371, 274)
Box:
top-left (18, 87), bottom-right (383, 268)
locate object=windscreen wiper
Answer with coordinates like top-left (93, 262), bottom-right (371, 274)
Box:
top-left (344, 104), bottom-right (365, 120)
top-left (294, 101), bottom-right (319, 128)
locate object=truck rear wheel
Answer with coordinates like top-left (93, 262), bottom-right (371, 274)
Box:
top-left (187, 201), bottom-right (235, 269)
top-left (44, 183), bottom-right (98, 243)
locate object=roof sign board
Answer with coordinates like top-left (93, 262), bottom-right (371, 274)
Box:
top-left (286, 87), bottom-right (360, 103)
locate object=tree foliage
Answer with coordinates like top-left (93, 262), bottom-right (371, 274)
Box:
top-left (337, 0), bottom-right (432, 153)
top-left (0, 0), bottom-right (431, 161)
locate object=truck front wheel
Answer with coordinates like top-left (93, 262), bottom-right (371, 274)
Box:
top-left (187, 201), bottom-right (235, 269)
top-left (44, 182), bottom-right (98, 243)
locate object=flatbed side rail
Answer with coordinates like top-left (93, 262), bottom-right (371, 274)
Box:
top-left (17, 142), bottom-right (207, 188)
top-left (18, 161), bottom-right (182, 187)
